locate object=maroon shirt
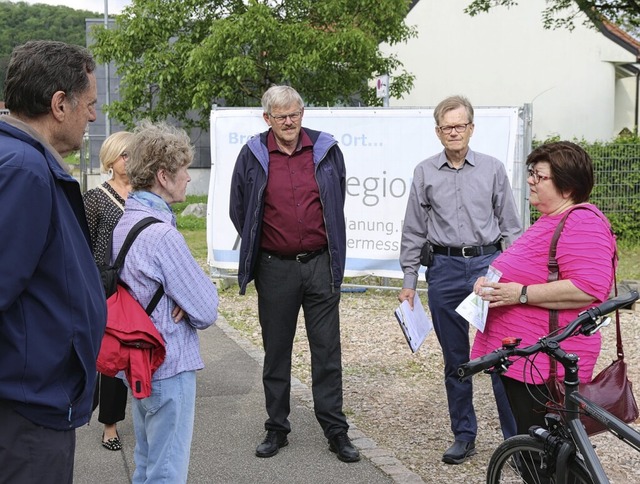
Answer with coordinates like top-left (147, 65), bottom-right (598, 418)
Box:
top-left (260, 130), bottom-right (327, 255)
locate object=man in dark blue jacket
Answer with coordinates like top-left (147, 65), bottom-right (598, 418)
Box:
top-left (229, 85), bottom-right (359, 463)
top-left (0, 41), bottom-right (107, 483)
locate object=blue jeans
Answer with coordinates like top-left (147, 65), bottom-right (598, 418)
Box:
top-left (427, 253), bottom-right (517, 441)
top-left (131, 371), bottom-right (197, 484)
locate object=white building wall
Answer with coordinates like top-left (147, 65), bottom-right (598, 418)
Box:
top-left (384, 0), bottom-right (637, 141)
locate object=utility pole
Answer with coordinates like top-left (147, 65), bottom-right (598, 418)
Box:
top-left (104, 0), bottom-right (111, 138)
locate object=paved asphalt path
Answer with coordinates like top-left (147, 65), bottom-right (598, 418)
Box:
top-left (74, 317), bottom-right (424, 483)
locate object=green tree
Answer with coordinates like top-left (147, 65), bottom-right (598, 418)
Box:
top-left (0, 1), bottom-right (99, 96)
top-left (465, 0), bottom-right (640, 31)
top-left (89, 0), bottom-right (416, 129)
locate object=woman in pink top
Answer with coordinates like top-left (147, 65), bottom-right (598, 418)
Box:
top-left (471, 141), bottom-right (617, 435)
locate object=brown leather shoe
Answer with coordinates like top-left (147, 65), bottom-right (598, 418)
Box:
top-left (328, 432), bottom-right (360, 462)
top-left (255, 430), bottom-right (288, 458)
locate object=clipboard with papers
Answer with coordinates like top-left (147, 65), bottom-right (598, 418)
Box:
top-left (394, 293), bottom-right (433, 353)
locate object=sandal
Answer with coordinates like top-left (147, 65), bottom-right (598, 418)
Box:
top-left (101, 432), bottom-right (122, 451)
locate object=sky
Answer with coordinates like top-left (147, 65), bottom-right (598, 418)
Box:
top-left (21, 0), bottom-right (131, 14)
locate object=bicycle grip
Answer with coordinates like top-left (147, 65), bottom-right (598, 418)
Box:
top-left (593, 291), bottom-right (638, 317)
top-left (457, 351), bottom-right (505, 380)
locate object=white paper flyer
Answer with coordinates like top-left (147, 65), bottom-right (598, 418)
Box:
top-left (455, 266), bottom-right (502, 332)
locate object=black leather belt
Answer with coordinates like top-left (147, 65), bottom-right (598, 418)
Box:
top-left (264, 247), bottom-right (327, 263)
top-left (432, 242), bottom-right (501, 258)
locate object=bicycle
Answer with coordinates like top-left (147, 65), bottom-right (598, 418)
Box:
top-left (458, 290), bottom-right (640, 484)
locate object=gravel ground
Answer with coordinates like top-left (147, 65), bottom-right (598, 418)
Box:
top-left (217, 280), bottom-right (640, 484)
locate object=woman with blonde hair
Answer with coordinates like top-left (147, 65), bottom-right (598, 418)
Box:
top-left (83, 130), bottom-right (134, 451)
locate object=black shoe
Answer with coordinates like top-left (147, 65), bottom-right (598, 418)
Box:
top-left (442, 440), bottom-right (476, 465)
top-left (101, 432), bottom-right (122, 451)
top-left (255, 430), bottom-right (288, 458)
top-left (328, 432), bottom-right (360, 463)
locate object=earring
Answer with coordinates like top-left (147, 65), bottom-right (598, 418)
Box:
top-left (107, 168), bottom-right (114, 179)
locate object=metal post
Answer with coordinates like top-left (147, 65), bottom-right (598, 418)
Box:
top-left (383, 74), bottom-right (390, 107)
top-left (635, 68), bottom-right (639, 136)
top-left (104, 0), bottom-right (110, 138)
top-left (521, 103), bottom-right (533, 228)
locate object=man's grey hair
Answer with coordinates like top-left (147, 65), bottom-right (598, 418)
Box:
top-left (433, 95), bottom-right (474, 126)
top-left (261, 85), bottom-right (304, 114)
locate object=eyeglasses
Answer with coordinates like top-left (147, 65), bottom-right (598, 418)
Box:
top-left (437, 123), bottom-right (471, 134)
top-left (269, 111), bottom-right (302, 124)
top-left (527, 168), bottom-right (552, 184)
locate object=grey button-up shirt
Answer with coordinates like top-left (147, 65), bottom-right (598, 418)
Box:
top-left (400, 148), bottom-right (522, 290)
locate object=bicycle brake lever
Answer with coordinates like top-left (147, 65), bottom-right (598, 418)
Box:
top-left (586, 316), bottom-right (611, 336)
top-left (484, 360), bottom-right (512, 376)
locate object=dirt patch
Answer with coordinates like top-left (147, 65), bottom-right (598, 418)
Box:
top-left (218, 283), bottom-right (640, 483)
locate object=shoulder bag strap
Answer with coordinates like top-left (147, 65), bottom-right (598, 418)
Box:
top-left (146, 286), bottom-right (165, 316)
top-left (98, 184), bottom-right (125, 212)
top-left (112, 217), bottom-right (161, 270)
top-left (547, 205), bottom-right (621, 382)
top-left (547, 209), bottom-right (572, 382)
top-left (613, 272), bottom-right (624, 360)
top-left (112, 217), bottom-right (165, 315)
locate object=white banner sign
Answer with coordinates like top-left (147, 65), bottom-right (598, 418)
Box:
top-left (207, 107), bottom-right (525, 279)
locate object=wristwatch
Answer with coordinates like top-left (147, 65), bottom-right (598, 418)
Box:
top-left (519, 286), bottom-right (528, 304)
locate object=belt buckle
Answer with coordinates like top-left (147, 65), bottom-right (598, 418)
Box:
top-left (461, 246), bottom-right (475, 258)
top-left (295, 252), bottom-right (309, 263)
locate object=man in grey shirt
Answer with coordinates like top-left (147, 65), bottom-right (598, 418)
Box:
top-left (398, 95), bottom-right (522, 465)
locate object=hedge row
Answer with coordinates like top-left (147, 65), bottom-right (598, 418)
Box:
top-left (532, 136), bottom-right (640, 241)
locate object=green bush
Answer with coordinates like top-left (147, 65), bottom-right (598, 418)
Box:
top-left (532, 135), bottom-right (640, 241)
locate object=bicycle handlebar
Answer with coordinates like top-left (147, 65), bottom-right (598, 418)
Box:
top-left (590, 291), bottom-right (638, 317)
top-left (457, 291), bottom-right (639, 381)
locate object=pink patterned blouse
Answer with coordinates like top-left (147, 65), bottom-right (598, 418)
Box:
top-left (471, 204), bottom-right (617, 384)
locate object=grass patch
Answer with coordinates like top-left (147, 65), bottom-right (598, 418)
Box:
top-left (174, 195), bottom-right (207, 259)
top-left (617, 241), bottom-right (640, 281)
top-left (177, 215), bottom-right (206, 231)
top-left (175, 195), bottom-right (208, 260)
top-left (181, 229), bottom-right (207, 260)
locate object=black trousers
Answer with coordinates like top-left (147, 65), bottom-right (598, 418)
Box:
top-left (0, 401), bottom-right (75, 484)
top-left (254, 250), bottom-right (348, 439)
top-left (500, 375), bottom-right (551, 435)
top-left (93, 373), bottom-right (128, 425)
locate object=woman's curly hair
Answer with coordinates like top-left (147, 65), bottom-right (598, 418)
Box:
top-left (127, 120), bottom-right (194, 191)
